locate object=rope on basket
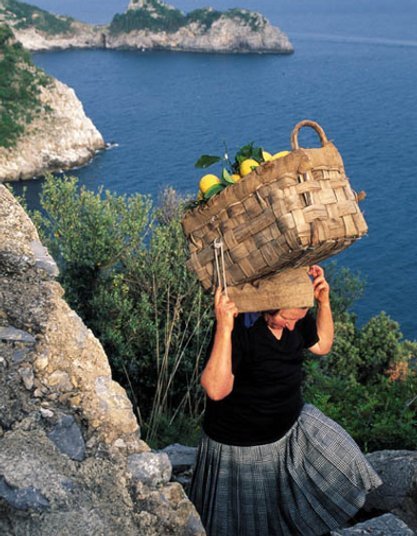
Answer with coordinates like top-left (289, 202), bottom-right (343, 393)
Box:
top-left (214, 238), bottom-right (228, 297)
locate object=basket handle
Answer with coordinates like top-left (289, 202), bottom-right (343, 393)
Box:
top-left (291, 120), bottom-right (329, 150)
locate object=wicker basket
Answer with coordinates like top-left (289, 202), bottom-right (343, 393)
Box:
top-left (182, 120), bottom-right (368, 291)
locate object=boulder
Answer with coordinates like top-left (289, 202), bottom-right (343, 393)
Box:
top-left (330, 513), bottom-right (415, 535)
top-left (364, 450), bottom-right (417, 531)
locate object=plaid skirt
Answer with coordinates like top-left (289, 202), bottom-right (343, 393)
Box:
top-left (189, 404), bottom-right (382, 536)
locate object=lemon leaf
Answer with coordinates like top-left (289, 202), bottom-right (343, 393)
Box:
top-left (221, 168), bottom-right (235, 184)
top-left (194, 154), bottom-right (222, 168)
top-left (203, 183), bottom-right (225, 200)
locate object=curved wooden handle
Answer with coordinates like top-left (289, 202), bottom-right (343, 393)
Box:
top-left (291, 120), bottom-right (329, 150)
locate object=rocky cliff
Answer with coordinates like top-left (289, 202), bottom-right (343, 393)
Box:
top-left (0, 77), bottom-right (105, 181)
top-left (0, 184), bottom-right (204, 534)
top-left (0, 25), bottom-right (105, 182)
top-left (1, 0), bottom-right (293, 54)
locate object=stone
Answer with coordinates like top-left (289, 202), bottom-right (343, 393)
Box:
top-left (128, 452), bottom-right (172, 488)
top-left (18, 366), bottom-right (35, 390)
top-left (330, 513), bottom-right (415, 535)
top-left (0, 326), bottom-right (36, 344)
top-left (12, 347), bottom-right (31, 364)
top-left (0, 476), bottom-right (50, 511)
top-left (47, 413), bottom-right (86, 462)
top-left (29, 240), bottom-right (60, 278)
top-left (161, 443), bottom-right (197, 473)
top-left (365, 450), bottom-right (417, 531)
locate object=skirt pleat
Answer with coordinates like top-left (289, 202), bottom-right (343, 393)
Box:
top-left (189, 404), bottom-right (382, 536)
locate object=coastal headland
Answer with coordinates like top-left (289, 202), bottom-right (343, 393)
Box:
top-left (0, 0), bottom-right (294, 54)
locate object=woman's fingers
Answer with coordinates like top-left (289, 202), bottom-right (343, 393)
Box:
top-left (214, 287), bottom-right (222, 306)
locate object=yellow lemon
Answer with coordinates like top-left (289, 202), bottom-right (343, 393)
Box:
top-left (199, 174), bottom-right (221, 194)
top-left (239, 159), bottom-right (260, 177)
top-left (262, 150), bottom-right (273, 162)
top-left (271, 150), bottom-right (290, 160)
top-left (230, 174), bottom-right (241, 183)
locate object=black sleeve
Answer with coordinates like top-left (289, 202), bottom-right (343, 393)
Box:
top-left (203, 314), bottom-right (247, 374)
top-left (299, 310), bottom-right (319, 349)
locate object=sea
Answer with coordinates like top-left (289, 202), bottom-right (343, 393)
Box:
top-left (13, 0), bottom-right (417, 340)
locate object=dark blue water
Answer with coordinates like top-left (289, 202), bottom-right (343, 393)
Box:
top-left (15, 0), bottom-right (417, 339)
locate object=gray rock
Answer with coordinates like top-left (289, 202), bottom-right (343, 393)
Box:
top-left (365, 450), bottom-right (417, 531)
top-left (0, 476), bottom-right (49, 511)
top-left (29, 240), bottom-right (59, 278)
top-left (330, 513), bottom-right (415, 535)
top-left (128, 452), bottom-right (172, 488)
top-left (47, 414), bottom-right (86, 462)
top-left (18, 366), bottom-right (35, 390)
top-left (161, 443), bottom-right (197, 473)
top-left (0, 326), bottom-right (36, 344)
top-left (12, 347), bottom-right (31, 363)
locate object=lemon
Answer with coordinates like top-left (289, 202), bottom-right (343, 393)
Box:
top-left (271, 150), bottom-right (290, 160)
top-left (239, 159), bottom-right (260, 177)
top-left (262, 150), bottom-right (273, 162)
top-left (199, 174), bottom-right (221, 194)
top-left (230, 174), bottom-right (241, 183)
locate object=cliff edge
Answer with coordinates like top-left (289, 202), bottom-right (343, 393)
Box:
top-left (0, 24), bottom-right (105, 182)
top-left (0, 183), bottom-right (204, 533)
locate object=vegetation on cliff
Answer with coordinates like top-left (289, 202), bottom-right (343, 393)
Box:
top-left (30, 176), bottom-right (417, 449)
top-left (0, 0), bottom-right (73, 35)
top-left (110, 0), bottom-right (267, 35)
top-left (0, 23), bottom-right (51, 148)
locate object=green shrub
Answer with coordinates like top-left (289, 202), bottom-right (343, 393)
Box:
top-left (304, 360), bottom-right (417, 451)
top-left (1, 0), bottom-right (73, 35)
top-left (33, 177), bottom-right (212, 445)
top-left (0, 23), bottom-right (51, 148)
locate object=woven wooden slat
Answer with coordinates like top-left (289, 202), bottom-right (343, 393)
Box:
top-left (182, 120), bottom-right (368, 293)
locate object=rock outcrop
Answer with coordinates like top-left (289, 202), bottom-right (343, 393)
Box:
top-left (0, 76), bottom-right (105, 182)
top-left (0, 184), bottom-right (204, 534)
top-left (0, 26), bottom-right (105, 182)
top-left (1, 0), bottom-right (293, 54)
top-left (364, 450), bottom-right (417, 532)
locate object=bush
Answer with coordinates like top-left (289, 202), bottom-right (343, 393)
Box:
top-left (304, 288), bottom-right (417, 451)
top-left (33, 177), bottom-right (212, 445)
top-left (0, 23), bottom-right (51, 148)
top-left (1, 0), bottom-right (73, 35)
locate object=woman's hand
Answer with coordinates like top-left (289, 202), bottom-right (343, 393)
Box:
top-left (308, 265), bottom-right (330, 306)
top-left (214, 288), bottom-right (238, 333)
top-left (308, 265), bottom-right (334, 355)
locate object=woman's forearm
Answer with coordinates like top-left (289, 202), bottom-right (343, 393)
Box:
top-left (201, 326), bottom-right (235, 401)
top-left (316, 301), bottom-right (334, 354)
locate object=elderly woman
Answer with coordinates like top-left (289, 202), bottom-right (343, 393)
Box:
top-left (189, 265), bottom-right (381, 536)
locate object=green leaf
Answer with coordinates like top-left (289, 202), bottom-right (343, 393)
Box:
top-left (194, 154), bottom-right (222, 169)
top-left (203, 183), bottom-right (225, 200)
top-left (221, 168), bottom-right (235, 185)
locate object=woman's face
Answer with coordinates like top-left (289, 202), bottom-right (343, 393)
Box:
top-left (264, 308), bottom-right (308, 331)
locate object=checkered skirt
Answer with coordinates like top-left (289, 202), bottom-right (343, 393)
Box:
top-left (189, 404), bottom-right (382, 536)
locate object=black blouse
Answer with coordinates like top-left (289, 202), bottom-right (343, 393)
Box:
top-left (203, 312), bottom-right (319, 446)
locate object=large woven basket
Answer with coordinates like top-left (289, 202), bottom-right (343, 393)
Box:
top-left (182, 120), bottom-right (368, 291)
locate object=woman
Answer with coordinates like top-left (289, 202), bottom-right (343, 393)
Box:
top-left (190, 265), bottom-right (381, 536)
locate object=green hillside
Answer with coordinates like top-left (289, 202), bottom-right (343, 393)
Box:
top-left (0, 23), bottom-right (51, 148)
top-left (0, 0), bottom-right (73, 35)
